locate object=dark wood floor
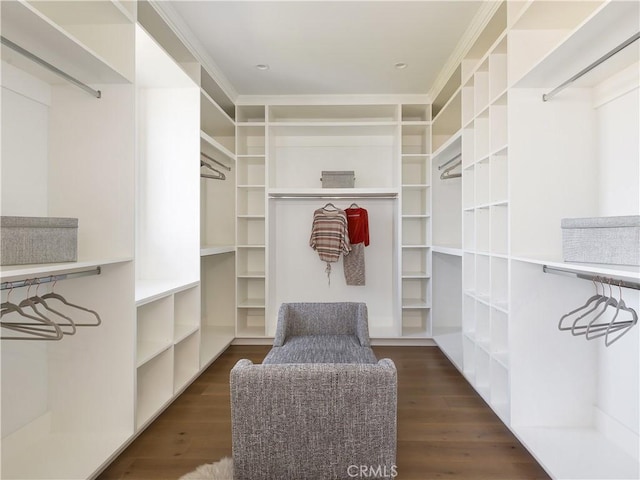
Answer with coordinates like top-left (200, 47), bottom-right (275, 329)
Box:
top-left (97, 345), bottom-right (549, 480)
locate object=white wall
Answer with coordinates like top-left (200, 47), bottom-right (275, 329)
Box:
top-left (1, 62), bottom-right (50, 217)
top-left (596, 87), bottom-right (640, 217)
top-left (269, 198), bottom-right (397, 336)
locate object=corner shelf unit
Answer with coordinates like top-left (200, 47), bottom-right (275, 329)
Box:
top-left (236, 105), bottom-right (267, 337)
top-left (400, 104), bottom-right (432, 337)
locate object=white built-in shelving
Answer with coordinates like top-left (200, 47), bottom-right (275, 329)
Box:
top-left (244, 102), bottom-right (406, 338)
top-left (458, 5), bottom-right (511, 429)
top-left (400, 104), bottom-right (432, 337)
top-left (236, 105), bottom-right (267, 337)
top-left (1, 1), bottom-right (137, 479)
top-left (134, 23), bottom-right (201, 436)
top-left (431, 1), bottom-right (640, 478)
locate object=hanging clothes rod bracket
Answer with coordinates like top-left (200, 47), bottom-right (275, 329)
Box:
top-left (1, 266), bottom-right (102, 291)
top-left (0, 36), bottom-right (101, 99)
top-left (542, 265), bottom-right (640, 291)
top-left (542, 32), bottom-right (640, 102)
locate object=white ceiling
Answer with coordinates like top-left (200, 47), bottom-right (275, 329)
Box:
top-left (165, 1), bottom-right (486, 98)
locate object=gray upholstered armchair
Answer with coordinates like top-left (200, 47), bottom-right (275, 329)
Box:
top-left (230, 302), bottom-right (397, 480)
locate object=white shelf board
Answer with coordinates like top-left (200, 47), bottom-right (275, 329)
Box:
top-left (1, 0), bottom-right (132, 85)
top-left (236, 325), bottom-right (267, 337)
top-left (200, 245), bottom-right (236, 256)
top-left (174, 324), bottom-right (199, 344)
top-left (137, 340), bottom-right (172, 367)
top-left (401, 299), bottom-right (431, 308)
top-left (431, 129), bottom-right (462, 159)
top-left (200, 88), bottom-right (234, 127)
top-left (269, 120), bottom-right (397, 128)
top-left (200, 131), bottom-right (235, 164)
top-left (513, 1), bottom-right (640, 90)
top-left (511, 255), bottom-right (640, 282)
top-left (514, 426), bottom-right (639, 480)
top-left (1, 415), bottom-right (131, 480)
top-left (0, 257), bottom-right (132, 283)
top-left (432, 245), bottom-right (463, 256)
top-left (493, 351), bottom-right (509, 369)
top-left (135, 279), bottom-right (200, 305)
top-left (491, 301), bottom-right (509, 314)
top-left (269, 188), bottom-right (398, 198)
top-left (401, 272), bottom-right (430, 279)
top-left (237, 299), bottom-right (266, 308)
top-left (237, 271), bottom-right (266, 278)
top-left (400, 326), bottom-right (431, 338)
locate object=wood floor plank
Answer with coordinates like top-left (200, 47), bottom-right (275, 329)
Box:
top-left (97, 345), bottom-right (549, 480)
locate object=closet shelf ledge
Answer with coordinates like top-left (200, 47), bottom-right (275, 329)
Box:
top-left (0, 257), bottom-right (132, 283)
top-left (268, 188), bottom-right (398, 198)
top-left (511, 255), bottom-right (640, 282)
top-left (135, 279), bottom-right (200, 306)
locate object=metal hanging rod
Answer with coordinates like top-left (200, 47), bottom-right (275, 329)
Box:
top-left (201, 152), bottom-right (231, 171)
top-left (542, 265), bottom-right (640, 291)
top-left (542, 32), bottom-right (640, 102)
top-left (269, 194), bottom-right (397, 200)
top-left (1, 266), bottom-right (102, 291)
top-left (1, 36), bottom-right (102, 99)
top-left (437, 153), bottom-right (462, 170)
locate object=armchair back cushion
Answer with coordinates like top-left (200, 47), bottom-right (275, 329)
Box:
top-left (273, 302), bottom-right (371, 347)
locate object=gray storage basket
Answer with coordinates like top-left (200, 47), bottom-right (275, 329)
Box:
top-left (321, 171), bottom-right (355, 188)
top-left (561, 215), bottom-right (640, 266)
top-left (1, 216), bottom-right (78, 265)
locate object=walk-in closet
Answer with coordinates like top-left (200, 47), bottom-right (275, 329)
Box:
top-left (1, 1), bottom-right (638, 479)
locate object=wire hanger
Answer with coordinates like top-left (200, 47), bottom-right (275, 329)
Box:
top-left (440, 159), bottom-right (462, 180)
top-left (1, 286), bottom-right (63, 340)
top-left (559, 276), bottom-right (604, 331)
top-left (322, 203), bottom-right (339, 211)
top-left (16, 281), bottom-right (76, 336)
top-left (558, 275), bottom-right (638, 346)
top-left (201, 160), bottom-right (226, 180)
top-left (40, 279), bottom-right (101, 327)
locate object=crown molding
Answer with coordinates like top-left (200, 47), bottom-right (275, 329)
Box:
top-left (428, 1), bottom-right (502, 100)
top-left (149, 0), bottom-right (239, 102)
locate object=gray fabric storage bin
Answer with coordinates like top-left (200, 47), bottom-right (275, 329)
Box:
top-left (1, 216), bottom-right (78, 265)
top-left (561, 215), bottom-right (640, 266)
top-left (321, 170), bottom-right (355, 188)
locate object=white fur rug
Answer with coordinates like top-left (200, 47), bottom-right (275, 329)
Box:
top-left (179, 457), bottom-right (233, 480)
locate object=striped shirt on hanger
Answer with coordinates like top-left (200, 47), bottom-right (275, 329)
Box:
top-left (309, 207), bottom-right (351, 263)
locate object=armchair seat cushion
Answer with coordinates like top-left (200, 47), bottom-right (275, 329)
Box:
top-left (263, 335), bottom-right (378, 364)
